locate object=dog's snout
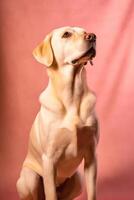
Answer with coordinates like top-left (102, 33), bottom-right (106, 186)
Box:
top-left (84, 33), bottom-right (96, 42)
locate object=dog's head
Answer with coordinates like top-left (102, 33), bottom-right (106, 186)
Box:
top-left (33, 26), bottom-right (96, 68)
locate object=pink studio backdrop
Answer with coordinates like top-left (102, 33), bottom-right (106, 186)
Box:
top-left (0, 0), bottom-right (134, 199)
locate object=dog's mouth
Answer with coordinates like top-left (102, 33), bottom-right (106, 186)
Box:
top-left (72, 46), bottom-right (96, 66)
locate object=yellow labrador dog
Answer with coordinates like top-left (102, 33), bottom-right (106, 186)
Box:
top-left (16, 26), bottom-right (99, 200)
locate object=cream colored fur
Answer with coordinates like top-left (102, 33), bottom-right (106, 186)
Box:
top-left (16, 26), bottom-right (99, 200)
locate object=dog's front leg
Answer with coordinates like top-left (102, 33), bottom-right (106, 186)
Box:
top-left (84, 156), bottom-right (97, 200)
top-left (42, 154), bottom-right (57, 200)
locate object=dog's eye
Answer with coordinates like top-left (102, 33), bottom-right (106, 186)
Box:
top-left (62, 32), bottom-right (72, 38)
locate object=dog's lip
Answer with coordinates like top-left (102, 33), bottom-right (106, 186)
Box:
top-left (72, 46), bottom-right (96, 65)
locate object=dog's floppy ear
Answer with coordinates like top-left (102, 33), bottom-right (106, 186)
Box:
top-left (32, 33), bottom-right (53, 67)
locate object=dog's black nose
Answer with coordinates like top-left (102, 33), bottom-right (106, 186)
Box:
top-left (84, 33), bottom-right (96, 42)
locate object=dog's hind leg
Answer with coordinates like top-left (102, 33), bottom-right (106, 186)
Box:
top-left (16, 167), bottom-right (45, 200)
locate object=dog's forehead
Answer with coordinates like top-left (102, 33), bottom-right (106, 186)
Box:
top-left (52, 26), bottom-right (86, 38)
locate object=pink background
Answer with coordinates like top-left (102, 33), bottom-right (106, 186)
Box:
top-left (0, 0), bottom-right (134, 199)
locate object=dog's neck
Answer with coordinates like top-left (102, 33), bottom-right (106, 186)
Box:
top-left (45, 64), bottom-right (89, 111)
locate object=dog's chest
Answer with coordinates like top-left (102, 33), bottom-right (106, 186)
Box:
top-left (55, 125), bottom-right (96, 179)
top-left (64, 125), bottom-right (95, 157)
